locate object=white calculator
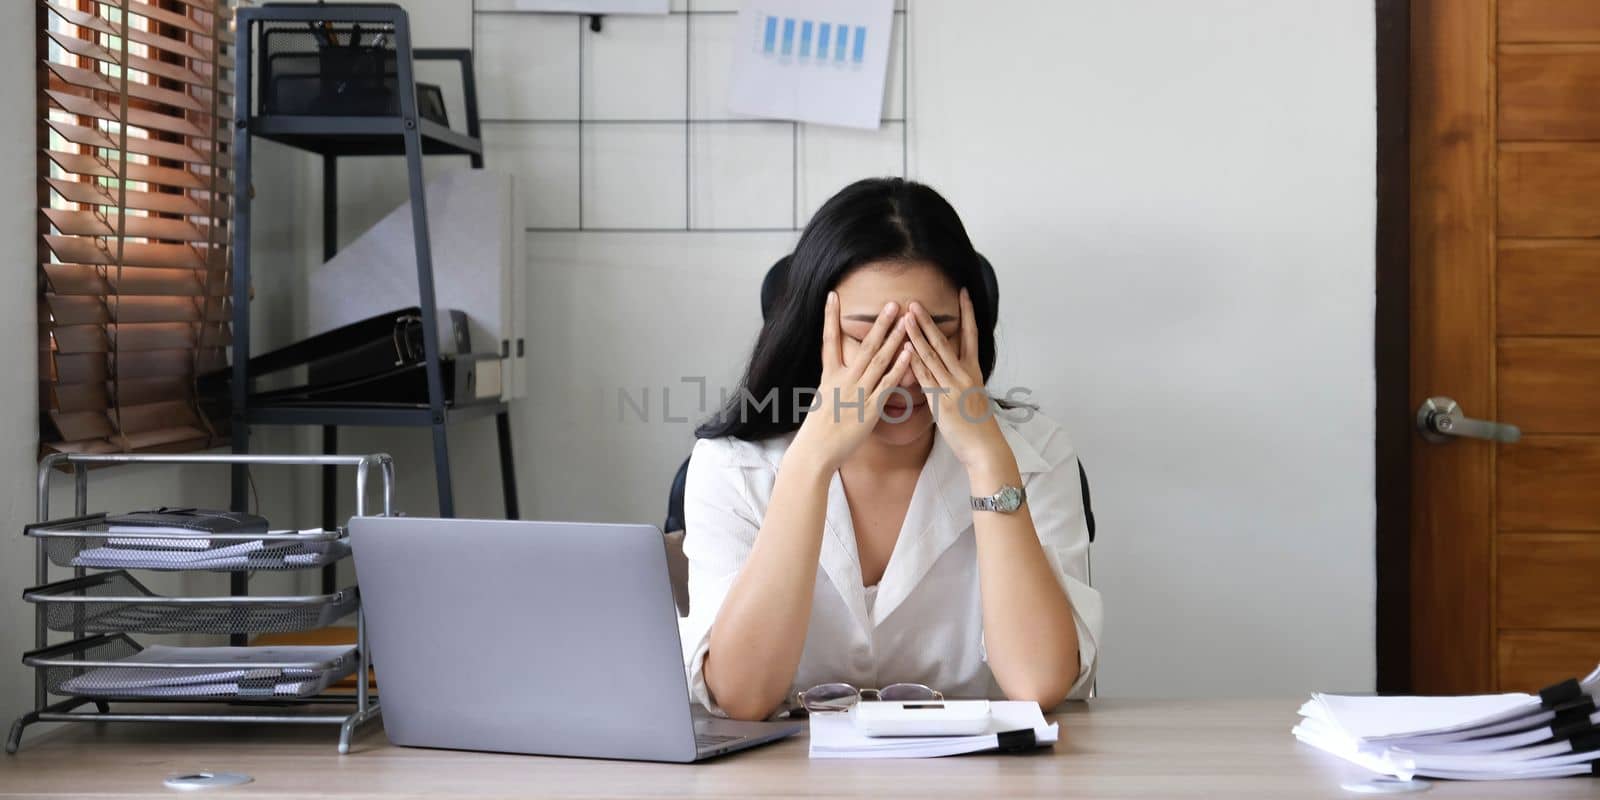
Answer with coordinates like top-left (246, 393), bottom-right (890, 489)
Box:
top-left (848, 700), bottom-right (994, 737)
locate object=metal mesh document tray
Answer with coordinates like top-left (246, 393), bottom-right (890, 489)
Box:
top-left (23, 634), bottom-right (359, 701)
top-left (24, 571), bottom-right (359, 635)
top-left (26, 514), bottom-right (351, 572)
top-left (9, 451), bottom-right (393, 756)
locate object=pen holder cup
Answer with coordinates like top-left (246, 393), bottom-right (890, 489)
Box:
top-left (259, 21), bottom-right (447, 124)
top-left (261, 21), bottom-right (395, 116)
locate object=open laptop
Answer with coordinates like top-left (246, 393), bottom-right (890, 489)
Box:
top-left (348, 517), bottom-right (801, 762)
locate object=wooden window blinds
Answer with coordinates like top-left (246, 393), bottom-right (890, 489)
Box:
top-left (39, 0), bottom-right (234, 455)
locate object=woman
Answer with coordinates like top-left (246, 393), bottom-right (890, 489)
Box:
top-left (682, 178), bottom-right (1101, 721)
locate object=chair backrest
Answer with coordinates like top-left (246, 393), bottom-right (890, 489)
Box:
top-left (662, 252), bottom-right (1096, 616)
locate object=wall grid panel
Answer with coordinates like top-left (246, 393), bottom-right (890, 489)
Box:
top-left (471, 2), bottom-right (908, 233)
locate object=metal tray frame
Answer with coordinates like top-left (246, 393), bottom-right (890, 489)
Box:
top-left (26, 516), bottom-right (353, 572)
top-left (7, 452), bottom-right (394, 755)
top-left (24, 571), bottom-right (359, 635)
top-left (24, 633), bottom-right (358, 700)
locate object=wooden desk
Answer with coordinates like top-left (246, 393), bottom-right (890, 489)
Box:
top-left (1, 698), bottom-right (1593, 798)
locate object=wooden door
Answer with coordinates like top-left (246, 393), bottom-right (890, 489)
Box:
top-left (1410, 0), bottom-right (1600, 694)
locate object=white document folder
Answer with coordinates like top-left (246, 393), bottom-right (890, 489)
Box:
top-left (809, 700), bottom-right (1058, 759)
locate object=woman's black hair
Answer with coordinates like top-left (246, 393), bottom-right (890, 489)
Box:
top-left (696, 177), bottom-right (996, 442)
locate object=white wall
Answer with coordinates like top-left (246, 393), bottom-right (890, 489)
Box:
top-left (911, 1), bottom-right (1376, 696)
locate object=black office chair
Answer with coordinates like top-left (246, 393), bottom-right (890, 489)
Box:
top-left (663, 254), bottom-right (1096, 615)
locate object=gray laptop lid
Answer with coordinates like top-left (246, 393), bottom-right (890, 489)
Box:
top-left (349, 517), bottom-right (699, 762)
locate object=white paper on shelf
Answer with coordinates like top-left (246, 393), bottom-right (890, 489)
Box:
top-left (102, 529), bottom-right (324, 551)
top-left (76, 679), bottom-right (321, 699)
top-left (809, 701), bottom-right (1057, 759)
top-left (71, 536), bottom-right (341, 569)
top-left (105, 536), bottom-right (215, 550)
top-left (74, 539), bottom-right (266, 565)
top-left (58, 645), bottom-right (353, 696)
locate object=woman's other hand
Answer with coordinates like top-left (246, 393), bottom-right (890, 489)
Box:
top-left (903, 289), bottom-right (1014, 476)
top-left (790, 292), bottom-right (913, 472)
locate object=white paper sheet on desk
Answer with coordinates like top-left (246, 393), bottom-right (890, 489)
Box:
top-left (1292, 663), bottom-right (1600, 780)
top-left (1299, 693), bottom-right (1538, 741)
top-left (727, 0), bottom-right (895, 129)
top-left (1299, 662), bottom-right (1599, 745)
top-left (810, 701), bottom-right (1057, 759)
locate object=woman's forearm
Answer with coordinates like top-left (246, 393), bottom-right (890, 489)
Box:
top-left (967, 459), bottom-right (1083, 708)
top-left (703, 444), bottom-right (833, 720)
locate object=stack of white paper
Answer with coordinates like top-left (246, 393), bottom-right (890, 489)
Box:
top-left (1293, 664), bottom-right (1600, 781)
top-left (809, 701), bottom-right (1058, 759)
top-left (73, 529), bottom-right (342, 570)
top-left (60, 644), bottom-right (356, 699)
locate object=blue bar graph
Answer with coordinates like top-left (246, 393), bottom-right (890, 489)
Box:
top-left (757, 14), bottom-right (874, 66)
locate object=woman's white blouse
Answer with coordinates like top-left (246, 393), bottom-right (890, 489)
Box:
top-left (678, 409), bottom-right (1102, 716)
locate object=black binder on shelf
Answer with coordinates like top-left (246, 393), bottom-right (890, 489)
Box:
top-left (201, 307), bottom-right (500, 407)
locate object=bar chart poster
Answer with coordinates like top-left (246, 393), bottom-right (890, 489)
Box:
top-left (728, 0), bottom-right (895, 129)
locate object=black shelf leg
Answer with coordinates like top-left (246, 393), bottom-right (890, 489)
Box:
top-left (229, 21), bottom-right (256, 647)
top-left (496, 410), bottom-right (519, 520)
top-left (395, 14), bottom-right (455, 518)
top-left (321, 425), bottom-right (338, 594)
top-left (321, 145), bottom-right (339, 595)
top-left (323, 155), bottom-right (338, 260)
top-left (432, 422), bottom-right (454, 517)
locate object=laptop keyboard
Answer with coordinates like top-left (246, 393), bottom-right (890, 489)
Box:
top-left (696, 733), bottom-right (741, 749)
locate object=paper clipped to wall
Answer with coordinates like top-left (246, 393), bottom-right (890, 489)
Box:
top-left (728, 0), bottom-right (895, 130)
top-left (473, 0), bottom-right (667, 13)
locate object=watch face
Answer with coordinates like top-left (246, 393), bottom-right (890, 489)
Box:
top-left (996, 486), bottom-right (1023, 512)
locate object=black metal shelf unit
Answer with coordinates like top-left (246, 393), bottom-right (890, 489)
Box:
top-left (231, 4), bottom-right (519, 584)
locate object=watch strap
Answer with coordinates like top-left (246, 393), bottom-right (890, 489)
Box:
top-left (971, 484), bottom-right (1026, 513)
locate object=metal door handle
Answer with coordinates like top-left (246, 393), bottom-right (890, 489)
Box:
top-left (1416, 396), bottom-right (1521, 444)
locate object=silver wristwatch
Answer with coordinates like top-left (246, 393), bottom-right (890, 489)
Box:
top-left (971, 484), bottom-right (1026, 514)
